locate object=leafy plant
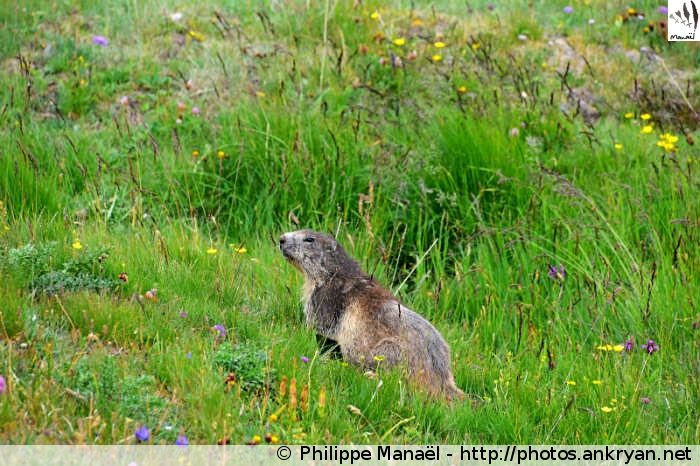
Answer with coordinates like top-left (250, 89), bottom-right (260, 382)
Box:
top-left (4, 242), bottom-right (56, 278)
top-left (213, 343), bottom-right (275, 394)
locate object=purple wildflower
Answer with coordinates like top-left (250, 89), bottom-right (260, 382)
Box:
top-left (487, 4), bottom-right (495, 11)
top-left (186, 352), bottom-right (192, 359)
top-left (212, 325), bottom-right (226, 338)
top-left (300, 356), bottom-right (309, 363)
top-left (641, 397), bottom-right (651, 404)
top-left (623, 339), bottom-right (634, 352)
top-left (588, 18), bottom-right (595, 24)
top-left (176, 435), bottom-right (189, 445)
top-left (563, 6), bottom-right (574, 14)
top-left (548, 264), bottom-right (566, 280)
top-left (657, 6), bottom-right (668, 14)
top-left (0, 375), bottom-right (5, 394)
top-left (92, 36), bottom-right (108, 47)
top-left (180, 312), bottom-right (187, 318)
top-left (192, 107), bottom-right (200, 116)
top-left (641, 339), bottom-right (659, 354)
top-left (135, 426), bottom-right (150, 442)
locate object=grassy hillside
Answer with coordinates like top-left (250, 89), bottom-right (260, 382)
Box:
top-left (0, 0), bottom-right (699, 444)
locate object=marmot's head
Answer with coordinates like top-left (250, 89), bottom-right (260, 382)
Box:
top-left (279, 230), bottom-right (357, 281)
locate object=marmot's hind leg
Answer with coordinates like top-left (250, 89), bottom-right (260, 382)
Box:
top-left (316, 334), bottom-right (343, 359)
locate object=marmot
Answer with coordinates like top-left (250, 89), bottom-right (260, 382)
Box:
top-left (279, 229), bottom-right (464, 401)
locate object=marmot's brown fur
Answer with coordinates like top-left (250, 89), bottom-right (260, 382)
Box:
top-left (279, 229), bottom-right (464, 401)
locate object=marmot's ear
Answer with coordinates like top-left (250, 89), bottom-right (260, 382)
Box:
top-left (328, 239), bottom-right (338, 252)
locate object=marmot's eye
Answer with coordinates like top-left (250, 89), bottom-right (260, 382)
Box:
top-left (304, 237), bottom-right (315, 243)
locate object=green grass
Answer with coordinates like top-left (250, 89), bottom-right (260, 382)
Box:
top-left (1, 0), bottom-right (699, 445)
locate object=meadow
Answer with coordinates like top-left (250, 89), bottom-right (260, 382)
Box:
top-left (0, 0), bottom-right (699, 445)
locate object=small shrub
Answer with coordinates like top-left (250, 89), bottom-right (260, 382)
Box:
top-left (4, 242), bottom-right (56, 278)
top-left (30, 271), bottom-right (120, 296)
top-left (4, 242), bottom-right (122, 297)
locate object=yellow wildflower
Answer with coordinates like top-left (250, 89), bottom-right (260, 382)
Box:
top-left (592, 380), bottom-right (602, 385)
top-left (217, 150), bottom-right (226, 158)
top-left (434, 41), bottom-right (446, 48)
top-left (566, 381), bottom-right (577, 386)
top-left (612, 344), bottom-right (624, 352)
top-left (192, 150), bottom-right (200, 157)
top-left (207, 247), bottom-right (217, 255)
top-left (72, 240), bottom-right (83, 250)
top-left (657, 140), bottom-right (676, 152)
top-left (188, 30), bottom-right (205, 42)
top-left (370, 11), bottom-right (379, 20)
top-left (392, 37), bottom-right (405, 46)
top-left (457, 86), bottom-right (467, 93)
top-left (411, 19), bottom-right (423, 26)
top-left (640, 113), bottom-right (651, 120)
top-left (624, 112), bottom-right (634, 119)
top-left (614, 144), bottom-right (623, 150)
top-left (640, 125), bottom-right (653, 134)
top-left (432, 54), bottom-right (442, 62)
top-left (660, 133), bottom-right (679, 143)
top-left (235, 246), bottom-right (247, 254)
top-left (658, 134), bottom-right (673, 150)
top-left (471, 42), bottom-right (481, 50)
top-left (601, 406), bottom-right (614, 413)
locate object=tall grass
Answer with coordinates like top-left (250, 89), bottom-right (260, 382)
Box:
top-left (0, 0), bottom-right (698, 444)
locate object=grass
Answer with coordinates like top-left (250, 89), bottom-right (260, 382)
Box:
top-left (0, 0), bottom-right (699, 444)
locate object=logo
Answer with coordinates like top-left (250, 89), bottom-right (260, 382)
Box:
top-left (668, 0), bottom-right (700, 40)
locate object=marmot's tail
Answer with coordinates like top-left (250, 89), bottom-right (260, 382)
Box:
top-left (444, 380), bottom-right (466, 403)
